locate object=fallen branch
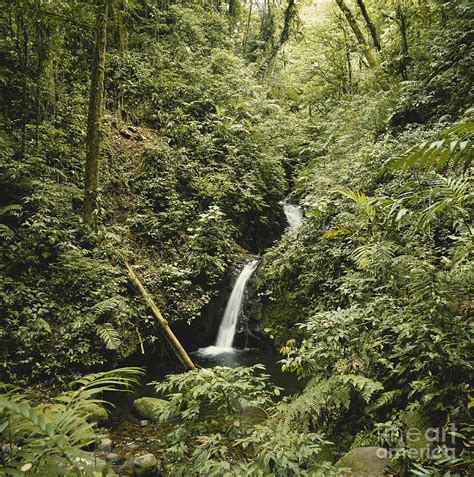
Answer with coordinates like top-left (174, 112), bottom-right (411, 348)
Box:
top-left (124, 261), bottom-right (196, 371)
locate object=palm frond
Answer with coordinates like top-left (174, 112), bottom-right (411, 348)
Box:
top-left (383, 122), bottom-right (473, 175)
top-left (333, 187), bottom-right (376, 218)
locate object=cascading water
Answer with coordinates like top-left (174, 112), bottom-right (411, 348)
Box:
top-left (198, 259), bottom-right (259, 356)
top-left (282, 200), bottom-right (303, 227)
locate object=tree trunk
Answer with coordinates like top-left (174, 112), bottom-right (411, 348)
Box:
top-left (124, 262), bottom-right (197, 371)
top-left (356, 0), bottom-right (381, 51)
top-left (396, 4), bottom-right (409, 80)
top-left (335, 0), bottom-right (389, 90)
top-left (116, 0), bottom-right (127, 54)
top-left (84, 0), bottom-right (109, 230)
top-left (242, 0), bottom-right (253, 52)
top-left (257, 0), bottom-right (295, 77)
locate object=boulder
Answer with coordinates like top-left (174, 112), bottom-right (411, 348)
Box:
top-left (97, 438), bottom-right (113, 452)
top-left (83, 402), bottom-right (108, 425)
top-left (132, 453), bottom-right (158, 476)
top-left (106, 453), bottom-right (124, 465)
top-left (335, 447), bottom-right (397, 477)
top-left (133, 397), bottom-right (172, 422)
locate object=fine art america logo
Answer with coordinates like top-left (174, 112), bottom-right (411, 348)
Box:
top-left (376, 423), bottom-right (458, 460)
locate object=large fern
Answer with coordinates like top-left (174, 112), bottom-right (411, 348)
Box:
top-left (0, 368), bottom-right (144, 476)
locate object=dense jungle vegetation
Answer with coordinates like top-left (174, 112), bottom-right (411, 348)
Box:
top-left (0, 0), bottom-right (472, 475)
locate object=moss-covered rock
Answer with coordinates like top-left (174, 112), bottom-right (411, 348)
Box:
top-left (133, 397), bottom-right (173, 422)
top-left (132, 453), bottom-right (159, 476)
top-left (82, 402), bottom-right (109, 425)
top-left (335, 447), bottom-right (397, 477)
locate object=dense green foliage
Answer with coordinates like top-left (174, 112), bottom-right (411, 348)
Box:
top-left (0, 367), bottom-right (143, 475)
top-left (0, 0), bottom-right (290, 382)
top-left (148, 366), bottom-right (338, 476)
top-left (0, 0), bottom-right (472, 475)
top-left (254, 0), bottom-right (473, 474)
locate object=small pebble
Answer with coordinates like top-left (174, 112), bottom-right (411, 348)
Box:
top-left (140, 419), bottom-right (149, 427)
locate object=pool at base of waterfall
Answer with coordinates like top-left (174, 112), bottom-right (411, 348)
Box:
top-left (192, 346), bottom-right (303, 395)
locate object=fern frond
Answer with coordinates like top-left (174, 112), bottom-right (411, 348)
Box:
top-left (369, 389), bottom-right (402, 411)
top-left (91, 296), bottom-right (123, 316)
top-left (0, 224), bottom-right (14, 240)
top-left (96, 323), bottom-right (122, 350)
top-left (352, 241), bottom-right (398, 270)
top-left (0, 204), bottom-right (22, 217)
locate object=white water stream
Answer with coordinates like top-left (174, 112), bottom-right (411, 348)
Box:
top-left (282, 200), bottom-right (303, 227)
top-left (197, 259), bottom-right (259, 356)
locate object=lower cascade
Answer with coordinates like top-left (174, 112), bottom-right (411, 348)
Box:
top-left (198, 259), bottom-right (259, 356)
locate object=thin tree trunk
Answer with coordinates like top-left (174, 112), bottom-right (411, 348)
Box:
top-left (335, 0), bottom-right (389, 90)
top-left (396, 4), bottom-right (409, 80)
top-left (116, 0), bottom-right (127, 53)
top-left (242, 0), bottom-right (253, 52)
top-left (344, 30), bottom-right (352, 94)
top-left (16, 4), bottom-right (28, 157)
top-left (356, 0), bottom-right (381, 51)
top-left (124, 262), bottom-right (197, 371)
top-left (115, 0), bottom-right (127, 125)
top-left (84, 0), bottom-right (109, 229)
top-left (257, 0), bottom-right (295, 77)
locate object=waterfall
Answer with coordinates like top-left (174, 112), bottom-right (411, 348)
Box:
top-left (283, 200), bottom-right (303, 227)
top-left (198, 259), bottom-right (259, 356)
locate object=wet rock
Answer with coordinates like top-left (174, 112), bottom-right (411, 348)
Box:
top-left (335, 447), bottom-right (398, 477)
top-left (106, 453), bottom-right (124, 465)
top-left (83, 402), bottom-right (109, 425)
top-left (133, 397), bottom-right (171, 422)
top-left (119, 129), bottom-right (132, 139)
top-left (132, 453), bottom-right (158, 476)
top-left (97, 438), bottom-right (113, 452)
